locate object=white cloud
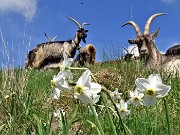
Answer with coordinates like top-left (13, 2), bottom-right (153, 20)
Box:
top-left (161, 0), bottom-right (176, 4)
top-left (0, 0), bottom-right (38, 21)
top-left (171, 42), bottom-right (180, 46)
top-left (160, 51), bottom-right (166, 54)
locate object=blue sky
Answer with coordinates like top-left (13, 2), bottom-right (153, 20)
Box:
top-left (0, 0), bottom-right (180, 68)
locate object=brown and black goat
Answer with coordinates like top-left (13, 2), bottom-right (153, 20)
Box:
top-left (165, 44), bottom-right (180, 56)
top-left (75, 44), bottom-right (96, 66)
top-left (25, 16), bottom-right (90, 69)
top-left (122, 13), bottom-right (180, 75)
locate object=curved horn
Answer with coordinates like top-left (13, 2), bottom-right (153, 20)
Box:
top-left (122, 21), bottom-right (142, 36)
top-left (122, 46), bottom-right (129, 54)
top-left (67, 16), bottom-right (81, 28)
top-left (44, 32), bottom-right (51, 41)
top-left (82, 23), bottom-right (90, 29)
top-left (144, 13), bottom-right (167, 35)
top-left (51, 35), bottom-right (58, 42)
top-left (130, 45), bottom-right (137, 54)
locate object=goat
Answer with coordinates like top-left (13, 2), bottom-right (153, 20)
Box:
top-left (25, 16), bottom-right (90, 69)
top-left (122, 45), bottom-right (140, 61)
top-left (75, 44), bottom-right (96, 66)
top-left (122, 13), bottom-right (180, 75)
top-left (44, 33), bottom-right (58, 42)
top-left (165, 44), bottom-right (180, 56)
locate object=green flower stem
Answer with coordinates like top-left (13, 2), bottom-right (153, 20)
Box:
top-left (89, 104), bottom-right (104, 135)
top-left (91, 73), bottom-right (127, 135)
top-left (68, 67), bottom-right (88, 70)
top-left (163, 97), bottom-right (172, 135)
top-left (102, 86), bottom-right (127, 135)
top-left (101, 94), bottom-right (117, 135)
top-left (155, 104), bottom-right (158, 135)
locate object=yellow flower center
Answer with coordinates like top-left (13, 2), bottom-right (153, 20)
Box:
top-left (120, 109), bottom-right (125, 113)
top-left (133, 96), bottom-right (139, 101)
top-left (145, 88), bottom-right (156, 96)
top-left (51, 80), bottom-right (57, 88)
top-left (114, 93), bottom-right (118, 97)
top-left (75, 85), bottom-right (83, 95)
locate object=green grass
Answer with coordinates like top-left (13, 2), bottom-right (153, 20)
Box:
top-left (0, 60), bottom-right (179, 135)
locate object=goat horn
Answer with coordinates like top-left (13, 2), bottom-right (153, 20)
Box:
top-left (44, 32), bottom-right (51, 41)
top-left (130, 45), bottom-right (137, 54)
top-left (122, 21), bottom-right (142, 36)
top-left (51, 35), bottom-right (58, 42)
top-left (82, 23), bottom-right (90, 29)
top-left (144, 13), bottom-right (167, 35)
top-left (122, 46), bottom-right (129, 54)
top-left (67, 16), bottom-right (81, 28)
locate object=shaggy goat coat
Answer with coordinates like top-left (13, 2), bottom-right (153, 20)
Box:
top-left (75, 44), bottom-right (96, 66)
top-left (25, 40), bottom-right (79, 69)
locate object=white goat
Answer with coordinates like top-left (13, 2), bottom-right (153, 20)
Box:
top-left (122, 45), bottom-right (140, 61)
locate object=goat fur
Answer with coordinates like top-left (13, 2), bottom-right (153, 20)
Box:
top-left (25, 16), bottom-right (89, 69)
top-left (122, 13), bottom-right (180, 75)
top-left (25, 40), bottom-right (79, 69)
top-left (165, 44), bottom-right (180, 56)
top-left (75, 44), bottom-right (96, 66)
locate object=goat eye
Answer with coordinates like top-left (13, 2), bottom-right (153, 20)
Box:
top-left (138, 41), bottom-right (142, 45)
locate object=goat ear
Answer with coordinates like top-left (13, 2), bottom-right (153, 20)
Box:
top-left (85, 30), bottom-right (89, 33)
top-left (152, 27), bottom-right (160, 38)
top-left (128, 39), bottom-right (136, 44)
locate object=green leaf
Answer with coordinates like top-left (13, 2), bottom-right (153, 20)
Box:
top-left (86, 120), bottom-right (101, 135)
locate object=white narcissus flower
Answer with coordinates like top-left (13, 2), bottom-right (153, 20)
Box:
top-left (60, 52), bottom-right (74, 70)
top-left (53, 88), bottom-right (61, 99)
top-left (135, 74), bottom-right (171, 106)
top-left (127, 88), bottom-right (144, 107)
top-left (109, 88), bottom-right (122, 101)
top-left (53, 108), bottom-right (65, 118)
top-left (116, 99), bottom-right (130, 119)
top-left (74, 70), bottom-right (101, 105)
top-left (51, 70), bottom-right (73, 99)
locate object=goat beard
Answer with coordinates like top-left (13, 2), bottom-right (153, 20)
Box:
top-left (140, 53), bottom-right (149, 61)
top-left (82, 38), bottom-right (86, 43)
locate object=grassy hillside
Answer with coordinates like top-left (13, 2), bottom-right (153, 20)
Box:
top-left (0, 60), bottom-right (179, 135)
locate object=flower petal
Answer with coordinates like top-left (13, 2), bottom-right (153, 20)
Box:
top-left (148, 74), bottom-right (162, 86)
top-left (64, 58), bottom-right (74, 68)
top-left (74, 92), bottom-right (93, 105)
top-left (139, 93), bottom-right (144, 98)
top-left (88, 82), bottom-right (101, 94)
top-left (53, 88), bottom-right (61, 99)
top-left (127, 99), bottom-right (134, 104)
top-left (129, 91), bottom-right (134, 98)
top-left (156, 84), bottom-right (171, 98)
top-left (135, 78), bottom-right (150, 91)
top-left (91, 94), bottom-right (100, 104)
top-left (120, 110), bottom-right (130, 119)
top-left (123, 102), bottom-right (128, 110)
top-left (77, 70), bottom-right (91, 87)
top-left (120, 99), bottom-right (125, 108)
top-left (143, 95), bottom-right (157, 106)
